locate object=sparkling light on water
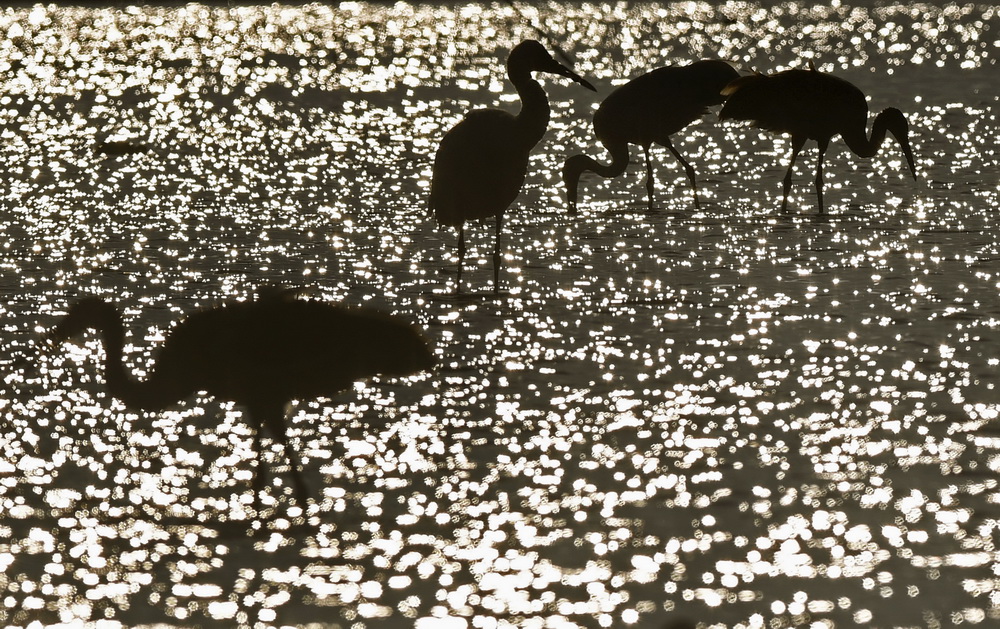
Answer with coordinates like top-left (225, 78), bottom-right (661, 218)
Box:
top-left (1, 2), bottom-right (999, 628)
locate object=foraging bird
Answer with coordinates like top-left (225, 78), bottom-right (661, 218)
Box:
top-left (563, 60), bottom-right (739, 212)
top-left (719, 63), bottom-right (917, 213)
top-left (430, 40), bottom-right (596, 293)
top-left (50, 294), bottom-right (435, 514)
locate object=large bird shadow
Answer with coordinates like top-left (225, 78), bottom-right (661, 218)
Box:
top-left (48, 294), bottom-right (435, 524)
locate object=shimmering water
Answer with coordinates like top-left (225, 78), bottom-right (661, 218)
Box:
top-left (2, 2), bottom-right (999, 627)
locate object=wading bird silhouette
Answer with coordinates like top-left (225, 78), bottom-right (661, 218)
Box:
top-left (430, 40), bottom-right (596, 294)
top-left (50, 293), bottom-right (435, 516)
top-left (719, 63), bottom-right (917, 214)
top-left (563, 60), bottom-right (739, 212)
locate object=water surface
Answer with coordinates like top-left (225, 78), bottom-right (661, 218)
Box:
top-left (1, 2), bottom-right (999, 627)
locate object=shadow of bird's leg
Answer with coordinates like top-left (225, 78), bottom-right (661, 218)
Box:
top-left (781, 136), bottom-right (806, 212)
top-left (493, 214), bottom-right (503, 294)
top-left (814, 139), bottom-right (829, 214)
top-left (455, 226), bottom-right (466, 294)
top-left (253, 427), bottom-right (267, 519)
top-left (643, 144), bottom-right (656, 210)
top-left (663, 138), bottom-right (699, 208)
top-left (272, 424), bottom-right (310, 512)
top-left (256, 406), bottom-right (310, 513)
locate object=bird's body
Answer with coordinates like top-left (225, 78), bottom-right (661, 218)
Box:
top-left (719, 66), bottom-right (917, 213)
top-left (51, 295), bottom-right (435, 514)
top-left (431, 109), bottom-right (534, 229)
top-left (563, 60), bottom-right (739, 211)
top-left (430, 40), bottom-right (595, 293)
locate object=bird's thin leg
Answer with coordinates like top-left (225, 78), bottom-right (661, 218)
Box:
top-left (663, 138), bottom-right (699, 208)
top-left (493, 214), bottom-right (503, 293)
top-left (814, 139), bottom-right (829, 214)
top-left (643, 145), bottom-right (656, 210)
top-left (456, 226), bottom-right (465, 294)
top-left (782, 137), bottom-right (806, 212)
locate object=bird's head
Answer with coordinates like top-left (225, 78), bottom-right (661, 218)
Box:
top-left (562, 155), bottom-right (589, 214)
top-left (509, 40), bottom-right (596, 92)
top-left (880, 107), bottom-right (918, 180)
top-left (48, 297), bottom-right (121, 346)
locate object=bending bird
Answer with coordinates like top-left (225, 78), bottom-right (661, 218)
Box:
top-left (430, 40), bottom-right (596, 293)
top-left (50, 294), bottom-right (435, 515)
top-left (563, 60), bottom-right (739, 212)
top-left (719, 64), bottom-right (917, 213)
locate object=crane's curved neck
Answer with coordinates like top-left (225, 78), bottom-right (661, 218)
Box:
top-left (567, 144), bottom-right (630, 181)
top-left (841, 112), bottom-right (891, 159)
top-left (563, 147), bottom-right (630, 212)
top-left (509, 66), bottom-right (550, 148)
top-left (94, 315), bottom-right (177, 411)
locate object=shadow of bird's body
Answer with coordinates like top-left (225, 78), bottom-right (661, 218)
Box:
top-left (720, 66), bottom-right (917, 213)
top-left (430, 40), bottom-right (595, 293)
top-left (51, 295), bottom-right (435, 515)
top-left (563, 60), bottom-right (739, 212)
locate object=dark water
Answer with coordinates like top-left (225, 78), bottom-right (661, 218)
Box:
top-left (1, 2), bottom-right (999, 627)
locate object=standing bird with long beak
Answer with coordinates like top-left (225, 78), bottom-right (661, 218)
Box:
top-left (719, 62), bottom-right (917, 214)
top-left (49, 293), bottom-right (435, 517)
top-left (430, 40), bottom-right (596, 294)
top-left (563, 60), bottom-right (739, 212)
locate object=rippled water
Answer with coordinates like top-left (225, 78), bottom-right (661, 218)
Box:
top-left (2, 2), bottom-right (999, 627)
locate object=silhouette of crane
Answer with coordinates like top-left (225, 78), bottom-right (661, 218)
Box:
top-left (430, 40), bottom-right (595, 293)
top-left (563, 60), bottom-right (739, 212)
top-left (49, 294), bottom-right (435, 515)
top-left (719, 63), bottom-right (917, 214)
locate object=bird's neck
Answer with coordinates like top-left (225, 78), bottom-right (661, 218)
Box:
top-left (510, 70), bottom-right (550, 147)
top-left (563, 148), bottom-right (631, 211)
top-left (841, 112), bottom-right (891, 159)
top-left (566, 144), bottom-right (630, 181)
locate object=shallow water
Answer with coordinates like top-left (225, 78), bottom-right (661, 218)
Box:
top-left (1, 2), bottom-right (999, 627)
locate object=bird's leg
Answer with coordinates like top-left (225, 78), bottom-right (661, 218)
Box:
top-left (643, 145), bottom-right (656, 210)
top-left (782, 137), bottom-right (806, 212)
top-left (815, 139), bottom-right (829, 214)
top-left (456, 226), bottom-right (465, 294)
top-left (663, 138), bottom-right (699, 208)
top-left (493, 214), bottom-right (503, 293)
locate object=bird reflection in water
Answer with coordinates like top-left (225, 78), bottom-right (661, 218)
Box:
top-left (49, 290), bottom-right (435, 518)
top-left (720, 62), bottom-right (918, 214)
top-left (563, 60), bottom-right (739, 212)
top-left (430, 40), bottom-right (596, 294)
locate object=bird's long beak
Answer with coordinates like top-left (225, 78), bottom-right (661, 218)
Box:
top-left (550, 61), bottom-right (597, 91)
top-left (900, 139), bottom-right (918, 180)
